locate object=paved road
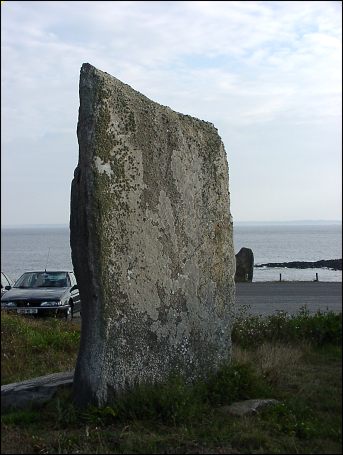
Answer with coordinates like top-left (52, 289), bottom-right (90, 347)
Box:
top-left (235, 281), bottom-right (342, 316)
top-left (72, 282), bottom-right (341, 322)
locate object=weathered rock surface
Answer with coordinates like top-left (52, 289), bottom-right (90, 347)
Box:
top-left (234, 247), bottom-right (254, 282)
top-left (255, 259), bottom-right (342, 271)
top-left (1, 371), bottom-right (74, 413)
top-left (70, 63), bottom-right (235, 407)
top-left (219, 399), bottom-right (279, 417)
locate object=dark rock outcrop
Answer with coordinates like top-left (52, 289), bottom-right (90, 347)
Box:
top-left (70, 63), bottom-right (235, 408)
top-left (235, 247), bottom-right (254, 282)
top-left (255, 259), bottom-right (342, 271)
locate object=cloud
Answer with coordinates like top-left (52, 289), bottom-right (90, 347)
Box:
top-left (1, 0), bottom-right (342, 223)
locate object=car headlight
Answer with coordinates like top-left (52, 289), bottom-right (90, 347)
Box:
top-left (1, 301), bottom-right (17, 308)
top-left (40, 301), bottom-right (62, 307)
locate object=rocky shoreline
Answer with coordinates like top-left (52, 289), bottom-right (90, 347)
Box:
top-left (255, 259), bottom-right (342, 271)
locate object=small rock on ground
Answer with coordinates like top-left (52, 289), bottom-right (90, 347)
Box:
top-left (219, 399), bottom-right (279, 417)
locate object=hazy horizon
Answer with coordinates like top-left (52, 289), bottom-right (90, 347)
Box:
top-left (1, 219), bottom-right (342, 229)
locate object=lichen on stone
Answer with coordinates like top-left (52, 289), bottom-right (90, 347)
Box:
top-left (71, 63), bottom-right (235, 408)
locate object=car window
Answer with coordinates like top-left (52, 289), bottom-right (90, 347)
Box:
top-left (14, 272), bottom-right (70, 288)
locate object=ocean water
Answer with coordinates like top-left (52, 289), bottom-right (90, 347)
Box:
top-left (234, 223), bottom-right (342, 282)
top-left (1, 227), bottom-right (73, 283)
top-left (1, 224), bottom-right (342, 283)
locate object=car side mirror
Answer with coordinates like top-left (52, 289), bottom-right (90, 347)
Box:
top-left (5, 285), bottom-right (11, 290)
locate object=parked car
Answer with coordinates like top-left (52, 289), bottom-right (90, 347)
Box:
top-left (1, 272), bottom-right (13, 297)
top-left (1, 270), bottom-right (80, 319)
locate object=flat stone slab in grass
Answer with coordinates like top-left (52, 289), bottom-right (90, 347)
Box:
top-left (1, 371), bottom-right (74, 413)
top-left (220, 399), bottom-right (279, 417)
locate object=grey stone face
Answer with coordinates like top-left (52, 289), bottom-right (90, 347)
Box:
top-left (70, 63), bottom-right (235, 408)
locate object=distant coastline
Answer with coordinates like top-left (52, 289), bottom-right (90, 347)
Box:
top-left (255, 259), bottom-right (342, 271)
top-left (234, 220), bottom-right (342, 226)
top-left (2, 220), bottom-right (342, 229)
top-left (1, 224), bottom-right (69, 229)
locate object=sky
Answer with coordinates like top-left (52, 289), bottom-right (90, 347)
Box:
top-left (1, 0), bottom-right (342, 226)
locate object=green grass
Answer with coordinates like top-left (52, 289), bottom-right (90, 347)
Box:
top-left (1, 308), bottom-right (341, 454)
top-left (1, 311), bottom-right (80, 385)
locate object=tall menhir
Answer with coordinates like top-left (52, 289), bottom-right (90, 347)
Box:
top-left (70, 63), bottom-right (235, 407)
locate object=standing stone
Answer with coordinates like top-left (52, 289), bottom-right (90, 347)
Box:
top-left (70, 63), bottom-right (235, 408)
top-left (235, 247), bottom-right (254, 282)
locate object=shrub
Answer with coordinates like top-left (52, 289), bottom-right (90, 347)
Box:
top-left (232, 307), bottom-right (341, 348)
top-left (79, 362), bottom-right (271, 425)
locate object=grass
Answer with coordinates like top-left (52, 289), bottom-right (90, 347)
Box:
top-left (1, 312), bottom-right (80, 385)
top-left (1, 307), bottom-right (342, 454)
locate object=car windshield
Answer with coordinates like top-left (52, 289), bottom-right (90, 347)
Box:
top-left (14, 272), bottom-right (69, 289)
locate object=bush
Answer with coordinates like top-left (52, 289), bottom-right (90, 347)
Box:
top-left (203, 362), bottom-right (271, 406)
top-left (79, 362), bottom-right (271, 425)
top-left (232, 307), bottom-right (342, 348)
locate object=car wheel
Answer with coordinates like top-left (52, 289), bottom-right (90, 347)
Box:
top-left (65, 302), bottom-right (74, 321)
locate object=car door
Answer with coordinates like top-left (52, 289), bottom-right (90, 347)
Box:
top-left (1, 272), bottom-right (12, 297)
top-left (68, 272), bottom-right (81, 313)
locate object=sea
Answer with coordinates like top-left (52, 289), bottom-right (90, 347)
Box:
top-left (1, 223), bottom-right (342, 283)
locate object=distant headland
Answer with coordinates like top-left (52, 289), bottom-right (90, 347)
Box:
top-left (234, 220), bottom-right (342, 226)
top-left (255, 259), bottom-right (342, 271)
